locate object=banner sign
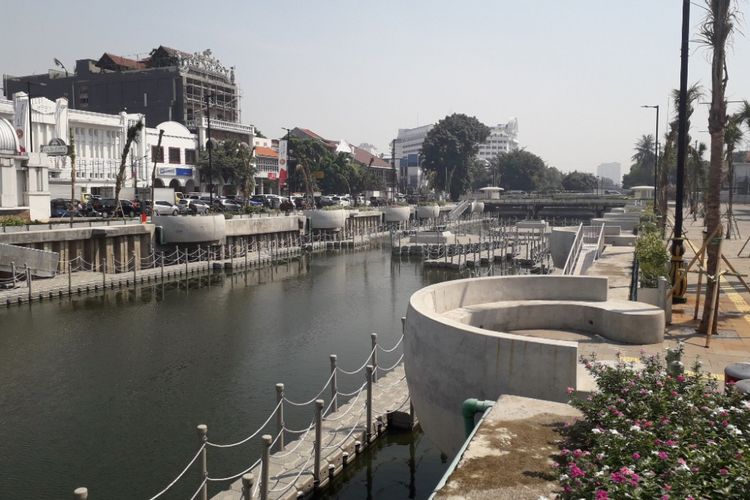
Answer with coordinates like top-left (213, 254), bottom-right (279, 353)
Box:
top-left (278, 140), bottom-right (288, 173)
top-left (158, 167), bottom-right (193, 177)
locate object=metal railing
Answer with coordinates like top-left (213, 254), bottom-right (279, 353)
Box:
top-left (561, 223), bottom-right (584, 275)
top-left (71, 332), bottom-right (408, 500)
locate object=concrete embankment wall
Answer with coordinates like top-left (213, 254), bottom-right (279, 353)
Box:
top-left (0, 224), bottom-right (155, 273)
top-left (404, 276), bottom-right (593, 457)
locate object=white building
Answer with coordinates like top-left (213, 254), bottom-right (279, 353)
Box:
top-left (394, 124), bottom-right (433, 190)
top-left (596, 162), bottom-right (622, 186)
top-left (0, 117), bottom-right (50, 220)
top-left (476, 119), bottom-right (519, 162)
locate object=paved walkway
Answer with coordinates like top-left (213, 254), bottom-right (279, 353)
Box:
top-left (519, 205), bottom-right (750, 379)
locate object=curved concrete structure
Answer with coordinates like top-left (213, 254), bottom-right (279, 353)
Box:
top-left (384, 206), bottom-right (411, 222)
top-left (154, 214), bottom-right (226, 244)
top-left (549, 226), bottom-right (577, 268)
top-left (416, 205), bottom-right (440, 219)
top-left (404, 275), bottom-right (663, 456)
top-left (305, 209), bottom-right (346, 230)
top-left (470, 201), bottom-right (485, 214)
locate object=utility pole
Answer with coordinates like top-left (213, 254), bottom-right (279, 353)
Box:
top-left (150, 130), bottom-right (165, 220)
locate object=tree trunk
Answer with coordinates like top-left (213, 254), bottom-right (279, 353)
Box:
top-left (700, 1), bottom-right (729, 333)
top-left (727, 157), bottom-right (734, 238)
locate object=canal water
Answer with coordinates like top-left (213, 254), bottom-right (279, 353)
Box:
top-left (0, 248), bottom-right (459, 499)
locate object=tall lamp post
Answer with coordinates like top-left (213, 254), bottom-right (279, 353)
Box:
top-left (671, 0), bottom-right (691, 303)
top-left (204, 94), bottom-right (214, 205)
top-left (641, 105), bottom-right (660, 212)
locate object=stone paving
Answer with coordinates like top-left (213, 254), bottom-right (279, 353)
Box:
top-left (211, 365), bottom-right (410, 500)
top-left (517, 205), bottom-right (750, 379)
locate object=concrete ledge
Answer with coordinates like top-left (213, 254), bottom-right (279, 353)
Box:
top-left (404, 275), bottom-right (664, 456)
top-left (0, 223), bottom-right (154, 245)
top-left (155, 214), bottom-right (225, 244)
top-left (224, 214), bottom-right (301, 235)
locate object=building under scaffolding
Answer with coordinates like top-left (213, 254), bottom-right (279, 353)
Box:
top-left (3, 45), bottom-right (248, 142)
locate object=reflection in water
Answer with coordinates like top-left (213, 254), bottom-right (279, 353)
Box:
top-left (0, 249), bottom-right (448, 499)
top-left (320, 429), bottom-right (446, 500)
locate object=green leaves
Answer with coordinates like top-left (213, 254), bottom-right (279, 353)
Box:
top-left (420, 114), bottom-right (490, 201)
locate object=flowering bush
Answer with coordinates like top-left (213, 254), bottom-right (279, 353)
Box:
top-left (557, 353), bottom-right (750, 499)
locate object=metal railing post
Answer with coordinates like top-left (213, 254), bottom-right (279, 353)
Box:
top-left (197, 424), bottom-right (208, 500)
top-left (366, 365), bottom-right (373, 442)
top-left (68, 259), bottom-right (72, 294)
top-left (102, 258), bottom-right (106, 288)
top-left (260, 434), bottom-right (271, 500)
top-left (160, 251), bottom-right (165, 281)
top-left (26, 265), bottom-right (32, 302)
top-left (73, 487), bottom-right (88, 499)
top-left (275, 383), bottom-right (285, 451)
top-left (10, 261), bottom-right (16, 288)
top-left (207, 244), bottom-right (212, 273)
top-left (371, 333), bottom-right (378, 383)
top-left (330, 354), bottom-right (338, 412)
top-left (314, 399), bottom-right (323, 488)
top-left (241, 473), bottom-right (255, 500)
top-left (132, 250), bottom-right (137, 283)
top-left (185, 248), bottom-right (189, 275)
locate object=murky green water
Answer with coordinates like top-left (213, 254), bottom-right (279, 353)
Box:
top-left (0, 249), bottom-right (457, 499)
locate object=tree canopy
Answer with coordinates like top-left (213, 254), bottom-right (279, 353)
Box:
top-left (622, 135), bottom-right (656, 188)
top-left (562, 170), bottom-right (598, 192)
top-left (495, 150), bottom-right (548, 191)
top-left (198, 139), bottom-right (256, 197)
top-left (420, 113), bottom-right (490, 200)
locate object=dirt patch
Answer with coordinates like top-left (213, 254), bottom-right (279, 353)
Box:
top-left (436, 413), bottom-right (572, 499)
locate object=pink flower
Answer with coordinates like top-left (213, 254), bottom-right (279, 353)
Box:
top-left (610, 472), bottom-right (625, 484)
top-left (573, 449), bottom-right (583, 458)
top-left (632, 452), bottom-right (641, 460)
top-left (566, 386), bottom-right (575, 394)
top-left (595, 490), bottom-right (609, 500)
top-left (568, 463), bottom-right (585, 478)
top-left (720, 468), bottom-right (729, 476)
top-left (677, 374), bottom-right (686, 382)
top-left (660, 496), bottom-right (670, 500)
top-left (630, 473), bottom-right (640, 486)
top-left (658, 451), bottom-right (669, 460)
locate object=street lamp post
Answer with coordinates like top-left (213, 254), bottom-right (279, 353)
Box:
top-left (641, 105), bottom-right (660, 212)
top-left (204, 94), bottom-right (214, 205)
top-left (670, 0), bottom-right (691, 303)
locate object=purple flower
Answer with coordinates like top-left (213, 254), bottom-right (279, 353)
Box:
top-left (632, 452), bottom-right (641, 460)
top-left (658, 451), bottom-right (669, 460)
top-left (595, 490), bottom-right (609, 500)
top-left (610, 472), bottom-right (625, 484)
top-left (569, 463), bottom-right (585, 478)
top-left (720, 468), bottom-right (729, 476)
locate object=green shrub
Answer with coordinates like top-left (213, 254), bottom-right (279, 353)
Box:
top-left (636, 230), bottom-right (669, 287)
top-left (0, 216), bottom-right (25, 227)
top-left (558, 353), bottom-right (750, 499)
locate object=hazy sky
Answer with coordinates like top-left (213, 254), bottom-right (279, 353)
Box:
top-left (2, 1), bottom-right (750, 175)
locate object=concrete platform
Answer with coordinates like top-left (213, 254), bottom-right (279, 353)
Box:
top-left (433, 395), bottom-right (581, 499)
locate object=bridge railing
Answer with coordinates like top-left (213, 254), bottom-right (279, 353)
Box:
top-left (71, 331), bottom-right (408, 500)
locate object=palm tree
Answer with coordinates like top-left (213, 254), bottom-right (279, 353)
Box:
top-left (114, 119), bottom-right (144, 217)
top-left (659, 84), bottom-right (702, 224)
top-left (699, 0), bottom-right (737, 335)
top-left (632, 134), bottom-right (656, 167)
top-left (724, 113), bottom-right (744, 237)
top-left (687, 141), bottom-right (707, 220)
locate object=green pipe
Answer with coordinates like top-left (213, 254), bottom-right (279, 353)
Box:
top-left (462, 398), bottom-right (495, 437)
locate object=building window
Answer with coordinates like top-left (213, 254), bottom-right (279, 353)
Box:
top-left (79, 85), bottom-right (89, 107)
top-left (184, 149), bottom-right (196, 165)
top-left (168, 147), bottom-right (180, 164)
top-left (152, 146), bottom-right (164, 163)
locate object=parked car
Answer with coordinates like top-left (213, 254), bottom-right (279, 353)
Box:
top-left (177, 198), bottom-right (210, 215)
top-left (50, 198), bottom-right (77, 218)
top-left (146, 200), bottom-right (179, 216)
top-left (212, 198), bottom-right (243, 212)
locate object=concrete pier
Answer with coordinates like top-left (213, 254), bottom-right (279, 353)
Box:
top-left (211, 364), bottom-right (411, 500)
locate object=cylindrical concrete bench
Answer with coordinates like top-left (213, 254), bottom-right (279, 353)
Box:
top-left (733, 379), bottom-right (750, 395)
top-left (404, 275), bottom-right (665, 457)
top-left (724, 362), bottom-right (750, 384)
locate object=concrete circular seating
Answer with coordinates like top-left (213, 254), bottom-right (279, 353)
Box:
top-left (403, 275), bottom-right (664, 457)
top-left (724, 362), bottom-right (750, 384)
top-left (734, 379), bottom-right (750, 395)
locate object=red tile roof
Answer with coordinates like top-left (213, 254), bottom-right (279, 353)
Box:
top-left (255, 146), bottom-right (278, 158)
top-left (99, 53), bottom-right (146, 70)
top-left (351, 146), bottom-right (391, 169)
